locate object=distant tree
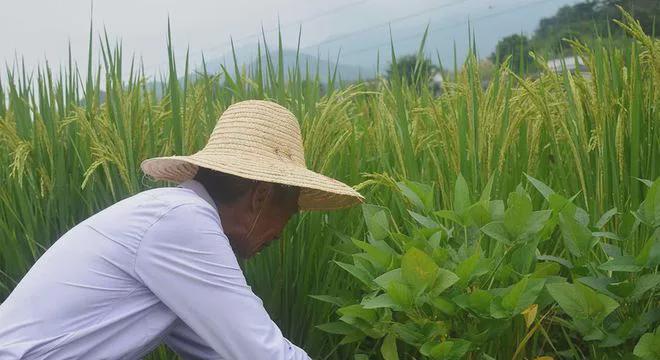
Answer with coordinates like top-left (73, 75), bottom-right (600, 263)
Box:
top-left (386, 55), bottom-right (436, 86)
top-left (489, 34), bottom-right (534, 74)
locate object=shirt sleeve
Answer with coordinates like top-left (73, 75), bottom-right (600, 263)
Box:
top-left (134, 204), bottom-right (310, 360)
top-left (164, 318), bottom-right (223, 360)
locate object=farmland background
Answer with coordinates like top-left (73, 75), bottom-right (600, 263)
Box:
top-left (1, 1), bottom-right (658, 359)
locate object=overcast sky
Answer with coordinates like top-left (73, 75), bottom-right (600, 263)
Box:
top-left (1, 0), bottom-right (579, 75)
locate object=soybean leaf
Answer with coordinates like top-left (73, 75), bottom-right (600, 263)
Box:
top-left (630, 274), bottom-right (660, 300)
top-left (490, 277), bottom-right (545, 318)
top-left (599, 255), bottom-right (643, 272)
top-left (434, 209), bottom-right (463, 225)
top-left (316, 321), bottom-right (357, 335)
top-left (380, 333), bottom-right (399, 360)
top-left (421, 339), bottom-right (471, 359)
top-left (595, 207), bottom-right (618, 229)
top-left (606, 280), bottom-right (635, 298)
top-left (504, 188), bottom-right (533, 238)
top-left (547, 282), bottom-right (619, 322)
top-left (387, 281), bottom-right (414, 308)
top-left (453, 289), bottom-right (493, 317)
top-left (481, 222), bottom-right (510, 244)
top-left (537, 254), bottom-right (574, 269)
top-left (362, 294), bottom-right (396, 309)
top-left (428, 296), bottom-right (457, 316)
top-left (335, 261), bottom-right (374, 289)
top-left (401, 247), bottom-right (439, 294)
top-left (634, 177), bottom-right (660, 227)
top-left (454, 174), bottom-right (470, 214)
top-left (397, 180), bottom-right (434, 212)
top-left (525, 173), bottom-right (555, 200)
top-left (362, 204), bottom-right (390, 241)
top-left (409, 210), bottom-right (440, 229)
top-left (430, 268), bottom-right (459, 295)
top-left (559, 213), bottom-right (594, 257)
top-left (455, 248), bottom-right (490, 287)
top-left (636, 235), bottom-right (660, 267)
top-left (352, 239), bottom-right (393, 270)
top-left (374, 269), bottom-right (403, 290)
top-left (633, 327), bottom-right (660, 360)
top-left (480, 174), bottom-right (495, 202)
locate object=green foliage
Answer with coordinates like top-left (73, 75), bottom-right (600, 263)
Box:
top-left (320, 175), bottom-right (660, 358)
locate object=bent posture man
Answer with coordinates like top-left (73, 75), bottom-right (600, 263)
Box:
top-left (0, 100), bottom-right (363, 359)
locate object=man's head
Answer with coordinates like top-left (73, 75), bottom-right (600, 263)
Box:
top-left (194, 167), bottom-right (300, 259)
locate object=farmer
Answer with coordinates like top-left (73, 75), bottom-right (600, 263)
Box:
top-left (0, 100), bottom-right (364, 359)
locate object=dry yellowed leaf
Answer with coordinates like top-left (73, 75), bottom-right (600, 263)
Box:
top-left (521, 303), bottom-right (538, 328)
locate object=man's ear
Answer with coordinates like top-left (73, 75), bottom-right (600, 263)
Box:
top-left (250, 182), bottom-right (273, 212)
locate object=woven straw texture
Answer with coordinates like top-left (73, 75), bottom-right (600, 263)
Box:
top-left (141, 100), bottom-right (364, 210)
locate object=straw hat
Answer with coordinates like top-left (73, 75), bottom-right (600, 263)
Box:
top-left (141, 100), bottom-right (364, 210)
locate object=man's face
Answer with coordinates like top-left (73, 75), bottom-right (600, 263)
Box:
top-left (223, 183), bottom-right (300, 259)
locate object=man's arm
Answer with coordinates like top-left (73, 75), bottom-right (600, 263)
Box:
top-left (134, 204), bottom-right (310, 359)
top-left (164, 318), bottom-right (222, 359)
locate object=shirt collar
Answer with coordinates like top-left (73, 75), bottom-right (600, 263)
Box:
top-left (178, 180), bottom-right (218, 211)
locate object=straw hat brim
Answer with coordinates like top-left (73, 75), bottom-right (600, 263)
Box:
top-left (141, 153), bottom-right (364, 211)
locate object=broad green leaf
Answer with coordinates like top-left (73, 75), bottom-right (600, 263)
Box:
top-left (480, 174), bottom-right (495, 202)
top-left (434, 209), bottom-right (463, 225)
top-left (490, 277), bottom-right (545, 318)
top-left (335, 261), bottom-right (374, 289)
top-left (380, 333), bottom-right (399, 360)
top-left (595, 207), bottom-right (618, 228)
top-left (606, 280), bottom-right (635, 298)
top-left (401, 247), bottom-right (439, 294)
top-left (630, 274), bottom-right (660, 300)
top-left (454, 174), bottom-right (470, 214)
top-left (531, 262), bottom-right (560, 277)
top-left (549, 193), bottom-right (590, 226)
top-left (316, 321), bottom-right (356, 335)
top-left (429, 296), bottom-right (456, 316)
top-left (354, 355), bottom-right (369, 360)
top-left (525, 173), bottom-right (555, 200)
top-left (338, 304), bottom-right (377, 323)
top-left (362, 204), bottom-right (390, 241)
top-left (352, 239), bottom-right (392, 270)
top-left (558, 213), bottom-right (594, 257)
top-left (341, 333), bottom-right (367, 345)
top-left (422, 339), bottom-right (471, 359)
top-left (397, 180), bottom-right (434, 212)
top-left (599, 255), bottom-right (643, 272)
top-left (636, 235), bottom-right (660, 267)
top-left (409, 210), bottom-right (440, 229)
top-left (374, 268), bottom-right (403, 290)
top-left (633, 327), bottom-right (660, 360)
top-left (577, 276), bottom-right (618, 299)
top-left (362, 294), bottom-right (396, 309)
top-left (481, 221), bottom-right (510, 244)
top-left (504, 188), bottom-right (533, 238)
top-left (537, 254), bottom-right (574, 269)
top-left (468, 201), bottom-right (492, 227)
top-left (455, 248), bottom-right (490, 287)
top-left (453, 289), bottom-right (493, 317)
top-left (387, 281), bottom-right (414, 308)
top-left (430, 268), bottom-right (459, 295)
top-left (635, 177), bottom-right (660, 227)
top-left (547, 282), bottom-right (619, 322)
top-left (392, 322), bottom-right (424, 346)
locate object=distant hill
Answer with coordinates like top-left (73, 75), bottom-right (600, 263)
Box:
top-left (201, 48), bottom-right (375, 83)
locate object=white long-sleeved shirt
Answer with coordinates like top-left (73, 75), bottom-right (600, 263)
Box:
top-left (0, 180), bottom-right (310, 360)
